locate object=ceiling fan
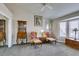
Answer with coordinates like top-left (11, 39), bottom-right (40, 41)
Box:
top-left (40, 3), bottom-right (53, 11)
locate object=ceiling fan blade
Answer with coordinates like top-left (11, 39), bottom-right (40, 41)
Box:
top-left (41, 6), bottom-right (46, 11)
top-left (46, 5), bottom-right (53, 10)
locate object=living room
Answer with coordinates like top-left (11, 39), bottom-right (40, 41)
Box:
top-left (0, 3), bottom-right (79, 56)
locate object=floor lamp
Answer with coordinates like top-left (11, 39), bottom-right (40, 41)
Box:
top-left (73, 28), bottom-right (79, 40)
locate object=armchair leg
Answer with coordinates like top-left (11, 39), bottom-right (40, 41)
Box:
top-left (55, 40), bottom-right (56, 44)
top-left (16, 39), bottom-right (19, 45)
top-left (3, 40), bottom-right (6, 45)
top-left (40, 43), bottom-right (42, 47)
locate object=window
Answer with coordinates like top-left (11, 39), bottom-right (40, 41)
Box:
top-left (59, 22), bottom-right (67, 37)
top-left (69, 20), bottom-right (79, 39)
top-left (59, 19), bottom-right (79, 40)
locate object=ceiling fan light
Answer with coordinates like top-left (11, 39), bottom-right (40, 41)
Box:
top-left (40, 3), bottom-right (53, 11)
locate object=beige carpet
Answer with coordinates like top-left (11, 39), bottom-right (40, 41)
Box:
top-left (0, 43), bottom-right (79, 56)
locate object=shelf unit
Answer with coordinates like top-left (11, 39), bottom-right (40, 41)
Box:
top-left (0, 20), bottom-right (6, 45)
top-left (17, 21), bottom-right (27, 44)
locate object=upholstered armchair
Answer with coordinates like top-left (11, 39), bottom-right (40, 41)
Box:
top-left (42, 32), bottom-right (56, 44)
top-left (30, 32), bottom-right (42, 44)
top-left (30, 32), bottom-right (37, 39)
top-left (42, 32), bottom-right (49, 38)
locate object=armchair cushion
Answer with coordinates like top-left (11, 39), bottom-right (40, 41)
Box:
top-left (30, 39), bottom-right (42, 44)
top-left (47, 38), bottom-right (56, 41)
top-left (30, 32), bottom-right (37, 39)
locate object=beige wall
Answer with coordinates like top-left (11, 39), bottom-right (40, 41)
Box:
top-left (0, 4), bottom-right (13, 47)
top-left (0, 14), bottom-right (8, 45)
top-left (52, 20), bottom-right (60, 39)
top-left (0, 3), bottom-right (12, 47)
top-left (0, 4), bottom-right (12, 18)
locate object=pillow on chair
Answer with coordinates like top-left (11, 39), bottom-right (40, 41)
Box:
top-left (30, 32), bottom-right (37, 39)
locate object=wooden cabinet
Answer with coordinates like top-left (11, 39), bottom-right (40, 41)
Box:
top-left (0, 20), bottom-right (5, 32)
top-left (17, 21), bottom-right (27, 44)
top-left (18, 21), bottom-right (26, 32)
top-left (65, 38), bottom-right (79, 49)
top-left (0, 20), bottom-right (6, 45)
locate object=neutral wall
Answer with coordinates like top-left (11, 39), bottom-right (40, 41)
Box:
top-left (12, 12), bottom-right (48, 44)
top-left (0, 4), bottom-right (49, 45)
top-left (0, 4), bottom-right (12, 18)
top-left (0, 4), bottom-right (13, 47)
top-left (0, 14), bottom-right (8, 45)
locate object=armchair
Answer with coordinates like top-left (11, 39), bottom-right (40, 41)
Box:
top-left (42, 32), bottom-right (56, 44)
top-left (30, 32), bottom-right (42, 45)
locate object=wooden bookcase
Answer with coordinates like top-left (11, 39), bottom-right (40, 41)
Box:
top-left (0, 20), bottom-right (5, 32)
top-left (18, 21), bottom-right (26, 32)
top-left (17, 21), bottom-right (27, 44)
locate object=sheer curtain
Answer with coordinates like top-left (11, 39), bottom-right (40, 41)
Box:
top-left (59, 21), bottom-right (67, 42)
top-left (60, 22), bottom-right (67, 37)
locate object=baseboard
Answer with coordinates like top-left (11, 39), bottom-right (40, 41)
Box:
top-left (0, 45), bottom-right (8, 47)
top-left (56, 41), bottom-right (65, 44)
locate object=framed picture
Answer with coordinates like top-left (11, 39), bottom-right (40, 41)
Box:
top-left (34, 15), bottom-right (43, 26)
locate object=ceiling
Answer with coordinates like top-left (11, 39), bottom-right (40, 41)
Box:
top-left (4, 3), bottom-right (79, 19)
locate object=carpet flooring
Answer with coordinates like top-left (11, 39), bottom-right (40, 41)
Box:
top-left (0, 43), bottom-right (79, 56)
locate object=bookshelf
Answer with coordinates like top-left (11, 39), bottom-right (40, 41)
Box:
top-left (17, 21), bottom-right (27, 44)
top-left (0, 20), bottom-right (6, 45)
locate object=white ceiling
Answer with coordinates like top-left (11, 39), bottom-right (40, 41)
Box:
top-left (4, 3), bottom-right (79, 19)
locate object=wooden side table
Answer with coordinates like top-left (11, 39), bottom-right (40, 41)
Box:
top-left (39, 37), bottom-right (49, 43)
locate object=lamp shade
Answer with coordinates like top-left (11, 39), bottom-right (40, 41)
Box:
top-left (73, 28), bottom-right (79, 31)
